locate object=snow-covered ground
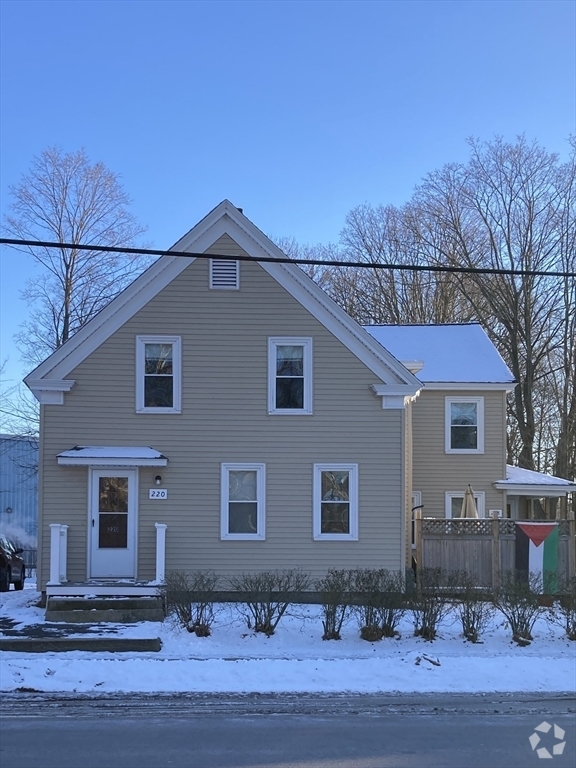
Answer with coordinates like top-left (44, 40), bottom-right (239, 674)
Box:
top-left (1, 590), bottom-right (574, 695)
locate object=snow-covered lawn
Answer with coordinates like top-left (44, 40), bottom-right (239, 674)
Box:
top-left (1, 590), bottom-right (574, 694)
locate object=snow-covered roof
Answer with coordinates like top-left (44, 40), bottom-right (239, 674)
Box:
top-left (363, 324), bottom-right (514, 384)
top-left (57, 446), bottom-right (168, 467)
top-left (493, 465), bottom-right (576, 495)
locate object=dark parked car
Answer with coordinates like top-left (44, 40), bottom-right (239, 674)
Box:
top-left (0, 536), bottom-right (26, 591)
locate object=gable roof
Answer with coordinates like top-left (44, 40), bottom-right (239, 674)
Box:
top-left (364, 324), bottom-right (515, 387)
top-left (25, 200), bottom-right (421, 396)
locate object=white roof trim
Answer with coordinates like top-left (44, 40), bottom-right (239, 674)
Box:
top-left (57, 446), bottom-right (168, 467)
top-left (24, 200), bottom-right (421, 394)
top-left (423, 382), bottom-right (516, 392)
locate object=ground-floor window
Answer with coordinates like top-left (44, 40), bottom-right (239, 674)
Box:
top-left (445, 491), bottom-right (485, 518)
top-left (313, 464), bottom-right (358, 540)
top-left (220, 463), bottom-right (266, 540)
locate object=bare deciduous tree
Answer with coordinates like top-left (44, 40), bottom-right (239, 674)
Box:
top-left (282, 137), bottom-right (575, 480)
top-left (413, 136), bottom-right (575, 472)
top-left (3, 147), bottom-right (148, 366)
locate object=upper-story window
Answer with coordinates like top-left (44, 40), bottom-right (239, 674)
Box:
top-left (136, 335), bottom-right (182, 413)
top-left (210, 259), bottom-right (239, 289)
top-left (445, 397), bottom-right (484, 453)
top-left (268, 337), bottom-right (313, 414)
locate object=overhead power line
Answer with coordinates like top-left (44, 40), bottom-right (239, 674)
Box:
top-left (1, 238), bottom-right (574, 278)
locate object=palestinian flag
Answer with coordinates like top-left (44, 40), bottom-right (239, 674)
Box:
top-left (515, 522), bottom-right (559, 593)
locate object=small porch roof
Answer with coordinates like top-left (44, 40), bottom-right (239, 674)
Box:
top-left (494, 465), bottom-right (576, 497)
top-left (57, 446), bottom-right (168, 467)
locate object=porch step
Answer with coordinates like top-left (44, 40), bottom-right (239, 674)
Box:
top-left (0, 637), bottom-right (162, 653)
top-left (45, 597), bottom-right (165, 623)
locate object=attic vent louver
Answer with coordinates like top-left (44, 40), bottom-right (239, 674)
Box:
top-left (210, 259), bottom-right (240, 289)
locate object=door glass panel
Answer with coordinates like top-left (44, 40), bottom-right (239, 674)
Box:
top-left (98, 477), bottom-right (128, 548)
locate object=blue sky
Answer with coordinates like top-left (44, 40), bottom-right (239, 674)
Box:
top-left (1, 0), bottom-right (574, 389)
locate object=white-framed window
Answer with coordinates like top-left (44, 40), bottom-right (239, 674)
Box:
top-left (445, 397), bottom-right (484, 453)
top-left (220, 463), bottom-right (266, 540)
top-left (136, 335), bottom-right (182, 413)
top-left (268, 337), bottom-right (313, 414)
top-left (445, 491), bottom-right (485, 518)
top-left (210, 259), bottom-right (239, 289)
top-left (313, 464), bottom-right (358, 540)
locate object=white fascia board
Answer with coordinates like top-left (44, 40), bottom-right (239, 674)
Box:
top-left (58, 456), bottom-right (168, 467)
top-left (494, 481), bottom-right (576, 496)
top-left (423, 382), bottom-right (516, 392)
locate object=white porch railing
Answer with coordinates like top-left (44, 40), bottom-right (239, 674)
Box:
top-left (48, 523), bottom-right (69, 585)
top-left (47, 522), bottom-right (168, 585)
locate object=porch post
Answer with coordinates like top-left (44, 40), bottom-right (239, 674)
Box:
top-left (155, 523), bottom-right (167, 583)
top-left (491, 518), bottom-right (500, 589)
top-left (59, 525), bottom-right (69, 583)
top-left (48, 524), bottom-right (62, 585)
top-left (414, 508), bottom-right (423, 584)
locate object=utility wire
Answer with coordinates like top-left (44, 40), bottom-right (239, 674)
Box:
top-left (1, 238), bottom-right (575, 278)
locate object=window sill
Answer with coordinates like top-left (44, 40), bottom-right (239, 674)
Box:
top-left (136, 407), bottom-right (182, 414)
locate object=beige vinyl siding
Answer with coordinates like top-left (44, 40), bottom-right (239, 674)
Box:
top-left (412, 389), bottom-right (507, 518)
top-left (39, 235), bottom-right (406, 586)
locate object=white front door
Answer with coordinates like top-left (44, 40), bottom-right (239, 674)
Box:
top-left (90, 469), bottom-right (137, 578)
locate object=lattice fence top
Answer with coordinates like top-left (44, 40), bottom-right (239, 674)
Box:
top-left (421, 519), bottom-right (493, 535)
top-left (420, 518), bottom-right (569, 537)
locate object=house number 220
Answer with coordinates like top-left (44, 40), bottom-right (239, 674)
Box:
top-left (149, 489), bottom-right (168, 499)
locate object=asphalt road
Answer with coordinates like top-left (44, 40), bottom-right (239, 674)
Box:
top-left (1, 693), bottom-right (575, 768)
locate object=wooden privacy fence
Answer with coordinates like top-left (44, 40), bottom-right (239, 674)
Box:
top-left (414, 516), bottom-right (576, 588)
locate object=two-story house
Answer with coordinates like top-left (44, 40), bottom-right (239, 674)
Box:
top-left (24, 202), bottom-right (575, 597)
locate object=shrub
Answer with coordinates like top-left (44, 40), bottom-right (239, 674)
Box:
top-left (353, 569), bottom-right (407, 640)
top-left (161, 570), bottom-right (219, 636)
top-left (228, 569), bottom-right (311, 636)
top-left (315, 568), bottom-right (353, 640)
top-left (550, 576), bottom-right (576, 641)
top-left (451, 571), bottom-right (495, 643)
top-left (495, 572), bottom-right (544, 645)
top-left (410, 568), bottom-right (452, 641)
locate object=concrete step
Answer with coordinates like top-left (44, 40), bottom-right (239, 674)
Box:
top-left (0, 637), bottom-right (162, 653)
top-left (45, 597), bottom-right (165, 623)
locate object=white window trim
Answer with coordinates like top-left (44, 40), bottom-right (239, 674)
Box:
top-left (313, 463), bottom-right (358, 541)
top-left (445, 396), bottom-right (484, 454)
top-left (136, 335), bottom-right (182, 414)
top-left (268, 337), bottom-right (313, 415)
top-left (220, 463), bottom-right (266, 541)
top-left (445, 491), bottom-right (486, 518)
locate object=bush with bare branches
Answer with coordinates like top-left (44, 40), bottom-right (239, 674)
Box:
top-left (495, 572), bottom-right (544, 645)
top-left (410, 568), bottom-right (453, 641)
top-left (315, 568), bottom-right (353, 640)
top-left (353, 569), bottom-right (407, 641)
top-left (161, 570), bottom-right (219, 636)
top-left (451, 571), bottom-right (495, 643)
top-left (549, 576), bottom-right (576, 641)
top-left (228, 569), bottom-right (311, 636)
